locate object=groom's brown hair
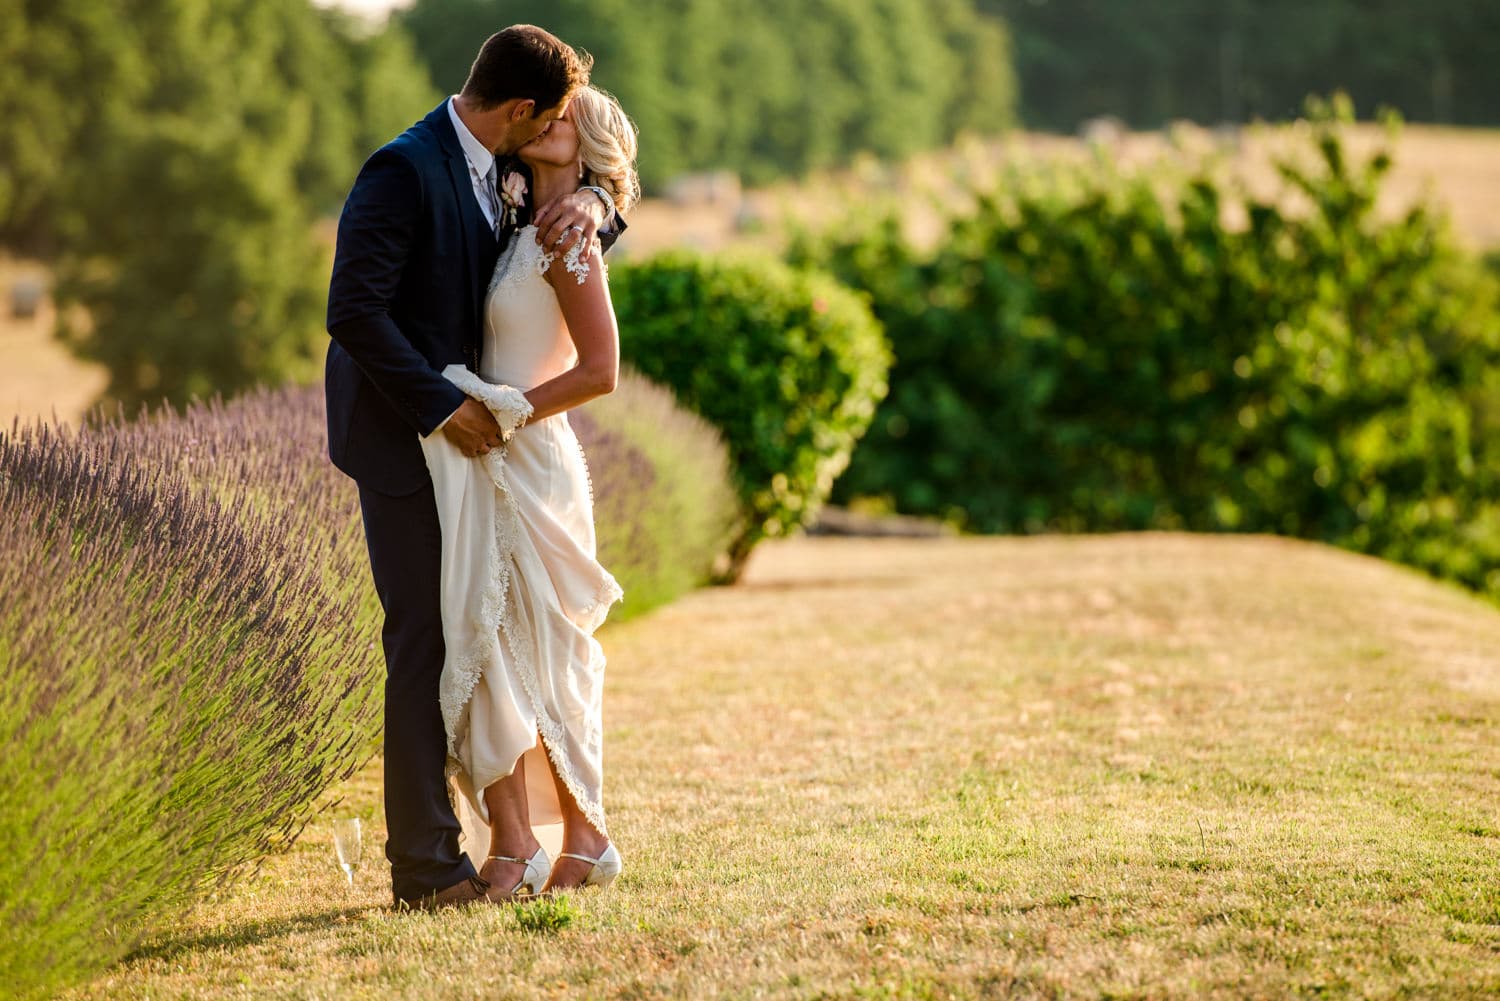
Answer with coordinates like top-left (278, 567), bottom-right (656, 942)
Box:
top-left (460, 25), bottom-right (592, 117)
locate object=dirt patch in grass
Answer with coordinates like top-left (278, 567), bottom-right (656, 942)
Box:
top-left (0, 255), bottom-right (107, 426)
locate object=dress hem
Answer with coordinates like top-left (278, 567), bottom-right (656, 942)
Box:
top-left (434, 366), bottom-right (622, 842)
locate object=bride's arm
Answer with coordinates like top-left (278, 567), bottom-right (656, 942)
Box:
top-left (515, 244), bottom-right (619, 424)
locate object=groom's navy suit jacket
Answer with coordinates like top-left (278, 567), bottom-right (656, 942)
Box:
top-left (326, 100), bottom-right (492, 497)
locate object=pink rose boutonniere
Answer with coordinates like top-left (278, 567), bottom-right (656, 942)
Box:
top-left (499, 170), bottom-right (528, 228)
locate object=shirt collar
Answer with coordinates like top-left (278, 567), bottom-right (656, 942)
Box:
top-left (447, 96), bottom-right (495, 178)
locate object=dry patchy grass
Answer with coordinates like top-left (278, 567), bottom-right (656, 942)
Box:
top-left (61, 532), bottom-right (1500, 999)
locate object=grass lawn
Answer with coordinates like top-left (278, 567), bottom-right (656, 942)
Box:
top-left (63, 532), bottom-right (1500, 999)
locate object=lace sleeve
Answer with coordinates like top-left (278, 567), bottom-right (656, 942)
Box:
top-left (538, 239), bottom-right (605, 286)
top-left (438, 364), bottom-right (534, 442)
top-left (561, 239), bottom-right (591, 284)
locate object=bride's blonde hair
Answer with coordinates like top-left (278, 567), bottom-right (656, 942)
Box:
top-left (572, 86), bottom-right (641, 216)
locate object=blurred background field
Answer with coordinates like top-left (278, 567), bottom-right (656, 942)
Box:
top-left (6, 120), bottom-right (1499, 425)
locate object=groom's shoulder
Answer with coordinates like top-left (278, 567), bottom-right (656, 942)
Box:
top-left (368, 102), bottom-right (448, 171)
top-left (384, 122), bottom-right (440, 165)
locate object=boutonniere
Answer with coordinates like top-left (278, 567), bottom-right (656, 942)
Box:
top-left (499, 170), bottom-right (528, 227)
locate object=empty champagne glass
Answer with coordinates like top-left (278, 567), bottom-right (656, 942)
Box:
top-left (333, 817), bottom-right (362, 888)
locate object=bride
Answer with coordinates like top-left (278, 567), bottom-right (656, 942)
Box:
top-left (418, 85), bottom-right (639, 900)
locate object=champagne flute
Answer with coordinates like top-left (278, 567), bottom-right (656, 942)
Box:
top-left (333, 817), bottom-right (362, 889)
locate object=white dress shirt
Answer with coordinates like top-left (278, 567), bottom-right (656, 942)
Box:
top-left (433, 97), bottom-right (500, 434)
top-left (447, 95), bottom-right (501, 232)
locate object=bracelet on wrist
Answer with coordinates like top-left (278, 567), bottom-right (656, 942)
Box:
top-left (580, 184), bottom-right (614, 214)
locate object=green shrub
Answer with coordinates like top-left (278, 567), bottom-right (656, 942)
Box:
top-left (575, 364), bottom-right (743, 611)
top-left (792, 96), bottom-right (1500, 601)
top-left (611, 252), bottom-right (892, 579)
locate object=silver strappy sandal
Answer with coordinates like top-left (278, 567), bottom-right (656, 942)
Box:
top-left (483, 845), bottom-right (551, 899)
top-left (554, 843), bottom-right (623, 888)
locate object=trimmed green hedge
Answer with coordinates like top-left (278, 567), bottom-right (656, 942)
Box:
top-left (792, 98), bottom-right (1500, 601)
top-left (611, 252), bottom-right (892, 579)
top-left (574, 364), bottom-right (743, 612)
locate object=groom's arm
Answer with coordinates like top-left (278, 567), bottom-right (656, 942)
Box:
top-left (327, 147), bottom-right (466, 437)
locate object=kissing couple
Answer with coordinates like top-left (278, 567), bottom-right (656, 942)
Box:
top-left (325, 23), bottom-right (638, 910)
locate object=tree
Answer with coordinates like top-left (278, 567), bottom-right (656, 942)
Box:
top-left (54, 113), bottom-right (329, 408)
top-left (0, 0), bottom-right (144, 253)
top-left (397, 0), bottom-right (1018, 186)
top-left (2, 0), bottom-right (439, 408)
top-left (987, 0), bottom-right (1500, 131)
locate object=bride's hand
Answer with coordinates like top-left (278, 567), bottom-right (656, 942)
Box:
top-left (533, 189), bottom-right (605, 260)
top-left (441, 397), bottom-right (504, 457)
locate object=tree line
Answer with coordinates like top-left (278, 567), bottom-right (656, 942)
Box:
top-left (5, 0), bottom-right (1496, 411)
top-left (985, 0), bottom-right (1500, 131)
top-left (1, 0), bottom-right (1013, 408)
top-left (397, 0), bottom-right (1017, 187)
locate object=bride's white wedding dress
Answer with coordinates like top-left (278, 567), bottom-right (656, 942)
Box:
top-left (418, 225), bottom-right (624, 859)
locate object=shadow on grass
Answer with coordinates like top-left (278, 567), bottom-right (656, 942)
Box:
top-left (123, 904), bottom-right (375, 964)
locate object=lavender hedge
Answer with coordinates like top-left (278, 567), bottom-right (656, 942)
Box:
top-left (0, 370), bottom-right (735, 999)
top-left (0, 420), bottom-right (379, 1001)
top-left (575, 368), bottom-right (743, 609)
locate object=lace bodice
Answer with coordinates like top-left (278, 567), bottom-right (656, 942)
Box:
top-left (480, 225), bottom-right (604, 390)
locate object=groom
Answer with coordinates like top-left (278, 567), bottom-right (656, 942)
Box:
top-left (325, 25), bottom-right (622, 910)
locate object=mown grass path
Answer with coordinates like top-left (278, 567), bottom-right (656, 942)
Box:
top-left (69, 533), bottom-right (1500, 999)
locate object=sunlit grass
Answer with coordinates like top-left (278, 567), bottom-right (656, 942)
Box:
top-left (510, 895), bottom-right (581, 935)
top-left (62, 532), bottom-right (1500, 999)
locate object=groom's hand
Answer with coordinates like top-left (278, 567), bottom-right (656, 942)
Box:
top-left (534, 189), bottom-right (607, 259)
top-left (441, 398), bottom-right (504, 457)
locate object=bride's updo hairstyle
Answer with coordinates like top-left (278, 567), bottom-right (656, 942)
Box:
top-left (571, 86), bottom-right (641, 216)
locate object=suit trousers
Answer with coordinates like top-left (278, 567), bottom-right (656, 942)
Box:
top-left (356, 477), bottom-right (479, 903)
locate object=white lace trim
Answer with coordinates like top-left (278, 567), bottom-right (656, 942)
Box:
top-left (486, 230), bottom-right (532, 299)
top-left (488, 225), bottom-right (603, 299)
top-left (544, 238), bottom-right (592, 285)
top-left (567, 421), bottom-right (598, 507)
top-left (580, 566), bottom-right (625, 637)
top-left (434, 363), bottom-right (617, 840)
top-left (494, 563), bottom-right (615, 838)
